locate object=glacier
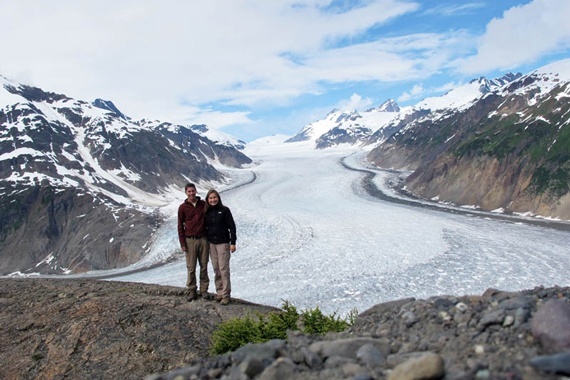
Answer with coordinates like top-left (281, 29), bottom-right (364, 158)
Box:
top-left (50, 139), bottom-right (570, 317)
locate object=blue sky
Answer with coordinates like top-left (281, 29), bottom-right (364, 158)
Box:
top-left (1, 0), bottom-right (570, 142)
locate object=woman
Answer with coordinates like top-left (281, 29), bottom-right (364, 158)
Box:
top-left (205, 189), bottom-right (236, 305)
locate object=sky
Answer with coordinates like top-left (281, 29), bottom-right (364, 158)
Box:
top-left (1, 0), bottom-right (570, 142)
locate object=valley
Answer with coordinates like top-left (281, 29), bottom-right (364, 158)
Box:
top-left (96, 141), bottom-right (570, 316)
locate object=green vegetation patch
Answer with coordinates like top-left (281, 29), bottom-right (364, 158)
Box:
top-left (455, 115), bottom-right (533, 159)
top-left (210, 301), bottom-right (357, 355)
top-left (530, 165), bottom-right (570, 197)
top-left (453, 108), bottom-right (570, 196)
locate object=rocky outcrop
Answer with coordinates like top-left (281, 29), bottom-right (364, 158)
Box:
top-left (0, 278), bottom-right (278, 380)
top-left (0, 184), bottom-right (160, 274)
top-left (1, 278), bottom-right (569, 380)
top-left (150, 285), bottom-right (570, 380)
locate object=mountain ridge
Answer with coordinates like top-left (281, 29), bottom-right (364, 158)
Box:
top-left (374, 60), bottom-right (570, 219)
top-left (285, 73), bottom-right (524, 148)
top-left (2, 58), bottom-right (569, 274)
top-left (0, 77), bottom-right (251, 275)
top-left (286, 59), bottom-right (569, 219)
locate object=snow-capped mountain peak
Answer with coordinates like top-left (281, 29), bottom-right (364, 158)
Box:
top-left (502, 58), bottom-right (570, 100)
top-left (286, 101), bottom-right (401, 147)
top-left (190, 124), bottom-right (247, 149)
top-left (1, 75), bottom-right (29, 109)
top-left (1, 76), bottom-right (251, 201)
top-left (92, 98), bottom-right (128, 120)
top-left (368, 99), bottom-right (401, 113)
top-left (285, 60), bottom-right (570, 151)
top-left (534, 58), bottom-right (570, 81)
top-left (415, 73), bottom-right (522, 113)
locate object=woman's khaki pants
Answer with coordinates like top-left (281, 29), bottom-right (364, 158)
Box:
top-left (210, 243), bottom-right (231, 299)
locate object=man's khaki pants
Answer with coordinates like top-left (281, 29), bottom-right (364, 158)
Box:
top-left (210, 243), bottom-right (231, 299)
top-left (185, 237), bottom-right (210, 295)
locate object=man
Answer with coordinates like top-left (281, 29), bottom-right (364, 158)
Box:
top-left (177, 183), bottom-right (211, 301)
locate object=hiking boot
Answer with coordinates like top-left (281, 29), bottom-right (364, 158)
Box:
top-left (187, 292), bottom-right (197, 302)
top-left (220, 298), bottom-right (230, 305)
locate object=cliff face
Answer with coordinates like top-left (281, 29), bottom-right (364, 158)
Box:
top-left (0, 184), bottom-right (160, 274)
top-left (405, 154), bottom-right (570, 219)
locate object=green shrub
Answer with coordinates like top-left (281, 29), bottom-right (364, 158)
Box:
top-left (210, 301), bottom-right (356, 355)
top-left (300, 306), bottom-right (349, 335)
top-left (210, 315), bottom-right (263, 355)
top-left (258, 301), bottom-right (299, 340)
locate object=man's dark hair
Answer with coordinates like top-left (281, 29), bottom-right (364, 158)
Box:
top-left (185, 183), bottom-right (196, 190)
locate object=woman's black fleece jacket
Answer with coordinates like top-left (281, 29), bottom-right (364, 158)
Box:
top-left (205, 204), bottom-right (237, 245)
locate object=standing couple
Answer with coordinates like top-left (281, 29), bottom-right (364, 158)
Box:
top-left (177, 183), bottom-right (236, 305)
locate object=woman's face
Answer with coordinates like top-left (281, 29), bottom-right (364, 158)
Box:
top-left (208, 193), bottom-right (219, 206)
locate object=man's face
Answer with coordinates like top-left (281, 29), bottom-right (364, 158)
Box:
top-left (185, 187), bottom-right (197, 202)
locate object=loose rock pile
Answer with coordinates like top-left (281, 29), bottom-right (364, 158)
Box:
top-left (148, 286), bottom-right (570, 380)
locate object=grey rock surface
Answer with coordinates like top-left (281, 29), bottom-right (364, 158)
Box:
top-left (1, 278), bottom-right (569, 380)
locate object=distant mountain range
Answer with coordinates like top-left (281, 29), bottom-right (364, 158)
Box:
top-left (0, 76), bottom-right (250, 275)
top-left (2, 58), bottom-right (569, 275)
top-left (287, 73), bottom-right (524, 148)
top-left (287, 59), bottom-right (570, 220)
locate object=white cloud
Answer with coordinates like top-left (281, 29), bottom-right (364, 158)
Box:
top-left (1, 0), bottom-right (569, 140)
top-left (0, 2), bottom-right (412, 96)
top-left (336, 93), bottom-right (373, 112)
top-left (188, 110), bottom-right (254, 130)
top-left (423, 3), bottom-right (485, 17)
top-left (122, 98), bottom-right (254, 130)
top-left (0, 1), bottom-right (424, 119)
top-left (398, 84), bottom-right (426, 102)
top-left (457, 0), bottom-right (570, 74)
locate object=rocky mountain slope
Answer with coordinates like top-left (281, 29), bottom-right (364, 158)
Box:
top-left (287, 59), bottom-right (570, 220)
top-left (1, 278), bottom-right (569, 380)
top-left (367, 60), bottom-right (570, 219)
top-left (0, 76), bottom-right (251, 275)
